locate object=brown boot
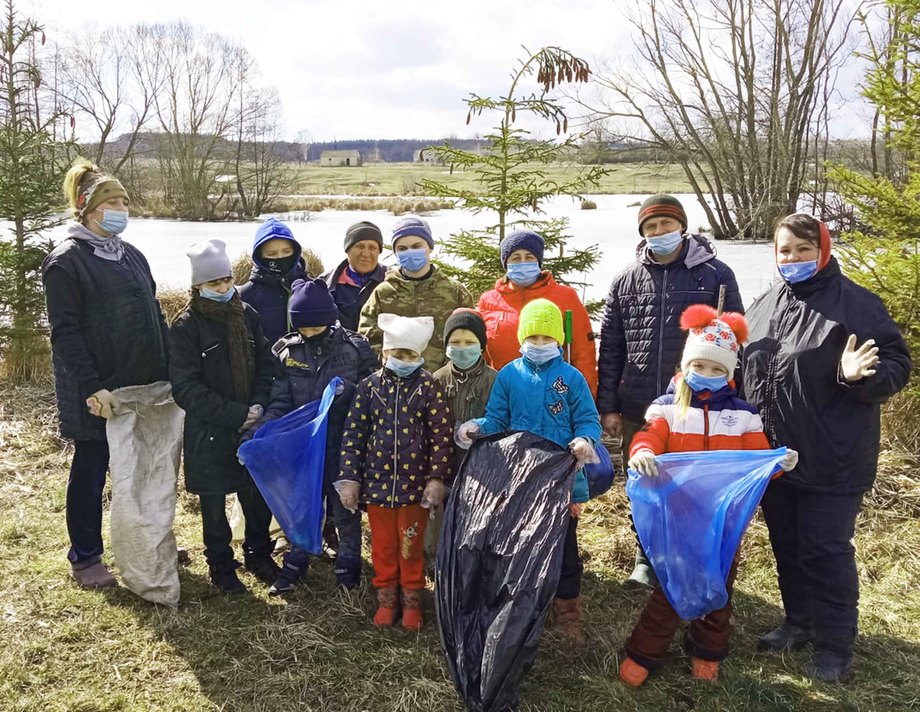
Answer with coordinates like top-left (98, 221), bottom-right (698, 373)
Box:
top-left (552, 595), bottom-right (585, 646)
top-left (71, 561), bottom-right (118, 589)
top-left (401, 589), bottom-right (424, 632)
top-left (373, 586), bottom-right (399, 627)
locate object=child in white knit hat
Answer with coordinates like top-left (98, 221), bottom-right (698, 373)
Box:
top-left (336, 313), bottom-right (453, 632)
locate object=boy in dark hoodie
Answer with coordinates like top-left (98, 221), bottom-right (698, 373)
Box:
top-left (238, 217), bottom-right (308, 345)
top-left (247, 278), bottom-right (378, 595)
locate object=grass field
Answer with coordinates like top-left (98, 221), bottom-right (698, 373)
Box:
top-left (1, 379), bottom-right (918, 712)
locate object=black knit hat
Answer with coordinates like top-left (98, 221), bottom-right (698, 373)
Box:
top-left (500, 229), bottom-right (545, 267)
top-left (443, 308), bottom-right (488, 349)
top-left (344, 221), bottom-right (384, 252)
top-left (289, 278), bottom-right (339, 328)
top-left (637, 194), bottom-right (688, 235)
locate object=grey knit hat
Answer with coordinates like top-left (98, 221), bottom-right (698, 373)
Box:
top-left (187, 239), bottom-right (232, 285)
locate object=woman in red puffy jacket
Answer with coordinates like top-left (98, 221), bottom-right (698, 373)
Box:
top-left (476, 230), bottom-right (597, 396)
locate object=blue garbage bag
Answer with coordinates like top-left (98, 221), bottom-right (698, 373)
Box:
top-left (626, 448), bottom-right (786, 620)
top-left (584, 443), bottom-right (615, 499)
top-left (238, 377), bottom-right (341, 555)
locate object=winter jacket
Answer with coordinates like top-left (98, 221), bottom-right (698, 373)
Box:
top-left (42, 236), bottom-right (169, 441)
top-left (358, 264), bottom-right (473, 371)
top-left (247, 326), bottom-right (378, 482)
top-left (597, 235), bottom-right (743, 420)
top-left (477, 271), bottom-right (598, 396)
top-left (630, 377), bottom-right (771, 456)
top-left (168, 303), bottom-right (275, 495)
top-left (474, 354), bottom-right (602, 503)
top-left (338, 367), bottom-right (454, 507)
top-left (321, 259), bottom-right (387, 331)
top-left (742, 258), bottom-right (911, 494)
top-left (433, 358), bottom-right (498, 473)
top-left (237, 231), bottom-right (308, 345)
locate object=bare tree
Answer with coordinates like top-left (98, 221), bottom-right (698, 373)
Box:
top-left (586, 0), bottom-right (856, 239)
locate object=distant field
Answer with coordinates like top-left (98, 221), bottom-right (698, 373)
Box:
top-left (286, 162), bottom-right (693, 197)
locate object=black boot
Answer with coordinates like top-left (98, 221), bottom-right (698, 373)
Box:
top-left (757, 621), bottom-right (814, 652)
top-left (209, 560), bottom-right (247, 595)
top-left (269, 550), bottom-right (309, 597)
top-left (805, 649), bottom-right (853, 682)
top-left (334, 556), bottom-right (361, 590)
top-left (244, 547), bottom-right (282, 585)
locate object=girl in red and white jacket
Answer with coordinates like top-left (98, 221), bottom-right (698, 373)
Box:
top-left (619, 305), bottom-right (797, 687)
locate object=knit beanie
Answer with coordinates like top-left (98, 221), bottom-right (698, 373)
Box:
top-left (391, 215), bottom-right (434, 249)
top-left (289, 278), bottom-right (339, 328)
top-left (443, 308), bottom-right (488, 348)
top-left (379, 313), bottom-right (434, 355)
top-left (500, 230), bottom-right (545, 267)
top-left (679, 304), bottom-right (748, 375)
top-left (78, 177), bottom-right (129, 219)
top-left (517, 298), bottom-right (564, 345)
top-left (187, 239), bottom-right (232, 286)
top-left (637, 194), bottom-right (688, 236)
top-left (344, 221), bottom-right (384, 252)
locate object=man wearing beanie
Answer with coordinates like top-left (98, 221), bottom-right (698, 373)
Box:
top-left (245, 277), bottom-right (378, 594)
top-left (477, 228), bottom-right (598, 395)
top-left (359, 215), bottom-right (473, 371)
top-left (597, 193), bottom-right (742, 588)
top-left (321, 221), bottom-right (387, 331)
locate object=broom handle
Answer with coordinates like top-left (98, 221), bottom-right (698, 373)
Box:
top-left (716, 284), bottom-right (726, 316)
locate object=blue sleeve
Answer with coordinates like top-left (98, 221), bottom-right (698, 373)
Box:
top-left (720, 264), bottom-right (744, 314)
top-left (567, 368), bottom-right (602, 444)
top-left (475, 369), bottom-right (512, 435)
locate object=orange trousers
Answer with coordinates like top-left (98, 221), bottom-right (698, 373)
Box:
top-left (366, 504), bottom-right (429, 590)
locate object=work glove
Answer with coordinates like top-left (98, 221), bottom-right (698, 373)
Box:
top-left (568, 437), bottom-right (600, 468)
top-left (628, 449), bottom-right (659, 477)
top-left (240, 404), bottom-right (264, 432)
top-left (780, 448), bottom-right (799, 472)
top-left (840, 334), bottom-right (879, 382)
top-left (421, 479), bottom-right (446, 510)
top-left (86, 389), bottom-right (116, 419)
top-left (334, 480), bottom-right (360, 513)
top-left (455, 420), bottom-right (480, 449)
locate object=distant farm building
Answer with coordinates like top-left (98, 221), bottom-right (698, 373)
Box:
top-left (320, 150), bottom-right (362, 167)
top-left (414, 148), bottom-right (445, 165)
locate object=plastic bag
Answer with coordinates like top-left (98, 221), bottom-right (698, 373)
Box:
top-left (584, 443), bottom-right (615, 499)
top-left (436, 431), bottom-right (577, 712)
top-left (626, 447), bottom-right (786, 620)
top-left (107, 382), bottom-right (183, 606)
top-left (237, 377), bottom-right (341, 555)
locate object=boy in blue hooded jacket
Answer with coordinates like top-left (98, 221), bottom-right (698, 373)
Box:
top-left (456, 298), bottom-right (601, 646)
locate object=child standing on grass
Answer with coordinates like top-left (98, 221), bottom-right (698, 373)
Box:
top-left (456, 298), bottom-right (602, 646)
top-left (619, 305), bottom-right (798, 686)
top-left (168, 239), bottom-right (280, 595)
top-left (336, 314), bottom-right (453, 631)
top-left (245, 278), bottom-right (378, 596)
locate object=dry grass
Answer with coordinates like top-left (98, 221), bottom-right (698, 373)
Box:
top-left (1, 379), bottom-right (919, 711)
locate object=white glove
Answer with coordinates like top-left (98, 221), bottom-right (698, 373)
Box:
top-left (780, 448), bottom-right (799, 471)
top-left (421, 479), bottom-right (446, 509)
top-left (86, 389), bottom-right (116, 419)
top-left (455, 420), bottom-right (480, 449)
top-left (628, 449), bottom-right (659, 477)
top-left (840, 334), bottom-right (879, 382)
top-left (334, 480), bottom-right (360, 512)
top-left (568, 437), bottom-right (600, 468)
top-left (240, 404), bottom-right (264, 432)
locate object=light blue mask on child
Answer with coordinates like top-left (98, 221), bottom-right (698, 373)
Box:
top-left (520, 341), bottom-right (561, 365)
top-left (446, 344), bottom-right (482, 370)
top-left (386, 355), bottom-right (424, 378)
top-left (684, 370), bottom-right (729, 393)
top-left (397, 248), bottom-right (429, 273)
top-left (200, 285), bottom-right (235, 303)
top-left (777, 259), bottom-right (818, 284)
top-left (506, 262), bottom-right (541, 287)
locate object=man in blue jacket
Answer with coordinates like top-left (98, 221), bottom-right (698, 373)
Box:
top-left (321, 221), bottom-right (387, 332)
top-left (598, 193), bottom-right (743, 587)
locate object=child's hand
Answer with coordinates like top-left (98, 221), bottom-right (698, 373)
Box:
top-left (334, 480), bottom-right (360, 512)
top-left (456, 420), bottom-right (480, 449)
top-left (421, 479), bottom-right (445, 509)
top-left (780, 448), bottom-right (799, 471)
top-left (241, 404), bottom-right (263, 431)
top-left (568, 437), bottom-right (599, 468)
top-left (628, 449), bottom-right (659, 477)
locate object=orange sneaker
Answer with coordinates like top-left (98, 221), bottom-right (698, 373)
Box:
top-left (691, 657), bottom-right (719, 682)
top-left (619, 656), bottom-right (649, 687)
top-left (372, 586), bottom-right (399, 627)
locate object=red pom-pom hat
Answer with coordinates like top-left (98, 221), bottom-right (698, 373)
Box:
top-left (679, 304), bottom-right (748, 374)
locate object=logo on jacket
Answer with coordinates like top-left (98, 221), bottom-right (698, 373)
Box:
top-left (549, 400), bottom-right (564, 415)
top-left (552, 377), bottom-right (569, 395)
top-left (720, 413), bottom-right (738, 428)
top-left (285, 356), bottom-right (311, 370)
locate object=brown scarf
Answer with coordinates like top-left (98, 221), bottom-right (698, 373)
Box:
top-left (190, 290), bottom-right (254, 401)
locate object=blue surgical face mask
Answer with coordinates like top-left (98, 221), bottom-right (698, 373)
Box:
top-left (777, 259), bottom-right (818, 284)
top-left (520, 341), bottom-right (561, 365)
top-left (506, 262), bottom-right (541, 287)
top-left (446, 344), bottom-right (482, 370)
top-left (684, 369), bottom-right (729, 393)
top-left (200, 285), bottom-right (235, 303)
top-left (385, 355), bottom-right (424, 378)
top-left (97, 209), bottom-right (128, 236)
top-left (646, 229), bottom-right (683, 256)
top-left (397, 248), bottom-right (429, 273)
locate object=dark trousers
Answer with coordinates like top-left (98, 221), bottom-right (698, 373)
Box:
top-left (66, 440), bottom-right (111, 566)
top-left (626, 556), bottom-right (740, 669)
top-left (760, 480), bottom-right (864, 656)
top-left (199, 482), bottom-right (273, 567)
top-left (287, 495), bottom-right (362, 573)
top-left (556, 515), bottom-right (583, 600)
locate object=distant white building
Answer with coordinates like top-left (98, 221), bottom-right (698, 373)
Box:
top-left (320, 150), bottom-right (361, 167)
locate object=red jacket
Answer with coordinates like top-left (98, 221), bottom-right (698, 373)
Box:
top-left (477, 272), bottom-right (598, 397)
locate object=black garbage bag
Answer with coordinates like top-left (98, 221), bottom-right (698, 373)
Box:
top-left (435, 431), bottom-right (577, 712)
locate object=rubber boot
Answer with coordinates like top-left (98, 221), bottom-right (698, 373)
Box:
top-left (401, 589), bottom-right (424, 632)
top-left (373, 586), bottom-right (399, 627)
top-left (551, 595), bottom-right (585, 647)
top-left (626, 544), bottom-right (657, 589)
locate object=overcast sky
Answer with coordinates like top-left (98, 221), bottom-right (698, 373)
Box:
top-left (27, 0), bottom-right (873, 143)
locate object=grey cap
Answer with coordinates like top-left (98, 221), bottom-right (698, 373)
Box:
top-left (187, 239), bottom-right (232, 285)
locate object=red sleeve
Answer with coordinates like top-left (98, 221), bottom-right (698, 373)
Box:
top-left (741, 429), bottom-right (771, 450)
top-left (570, 299), bottom-right (598, 398)
top-left (629, 417), bottom-right (670, 457)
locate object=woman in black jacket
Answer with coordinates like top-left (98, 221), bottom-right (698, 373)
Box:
top-left (743, 214), bottom-right (911, 682)
top-left (43, 159), bottom-right (169, 589)
top-left (168, 239), bottom-right (278, 594)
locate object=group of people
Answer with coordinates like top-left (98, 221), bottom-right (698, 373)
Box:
top-left (43, 159), bottom-right (911, 688)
